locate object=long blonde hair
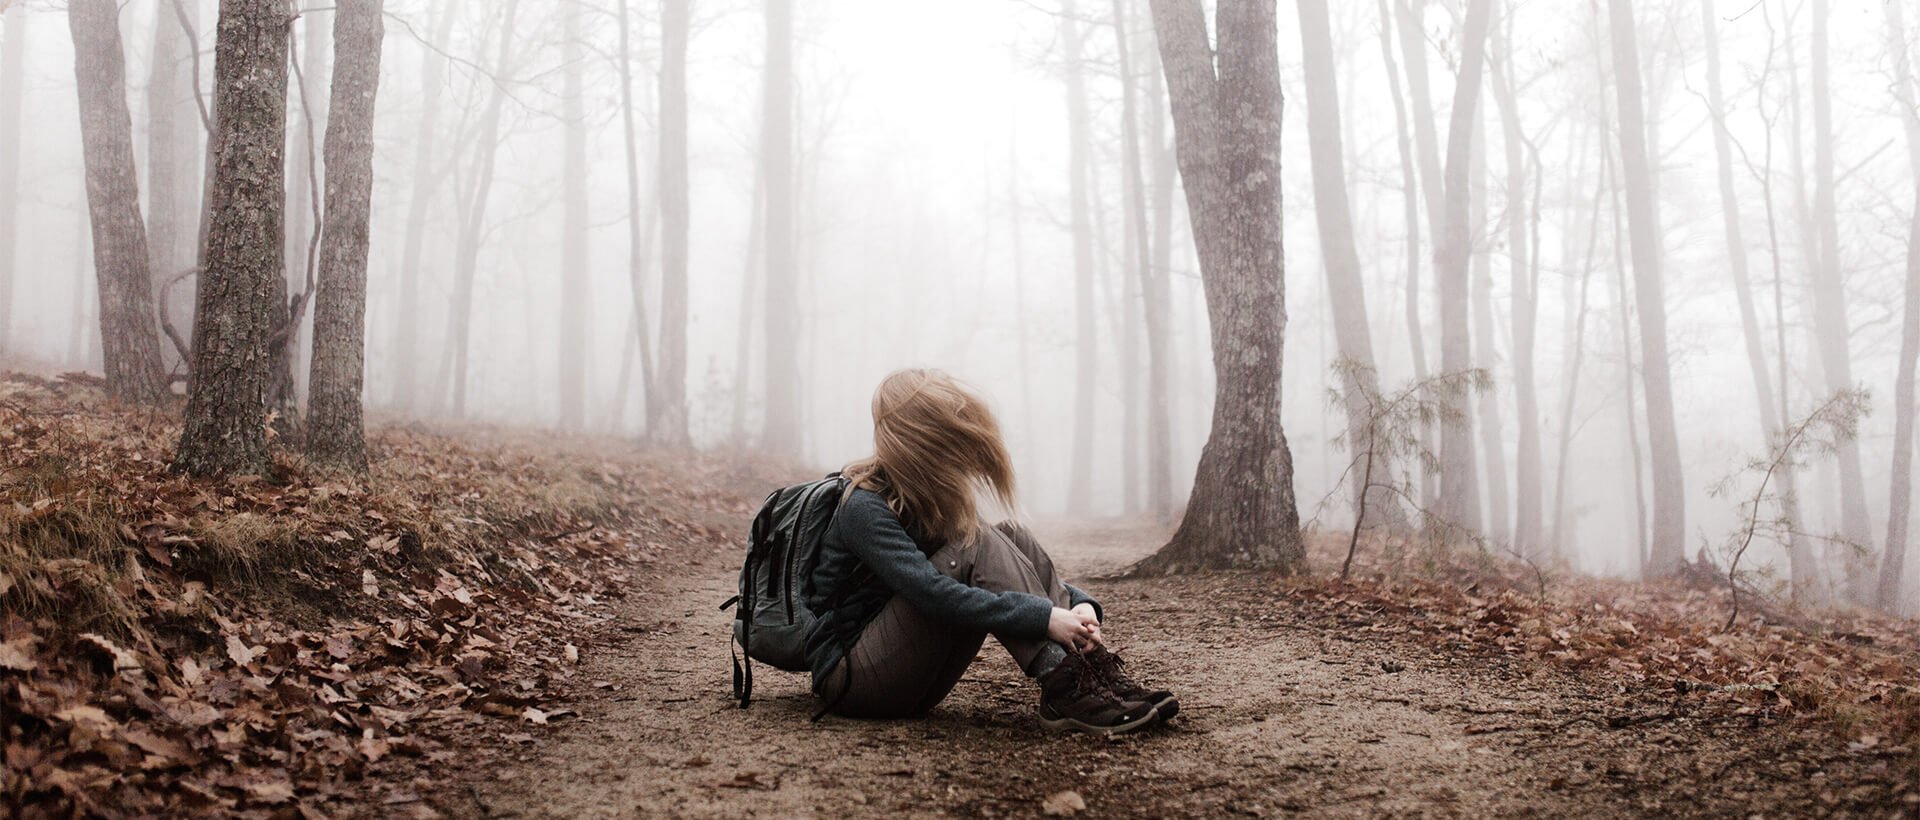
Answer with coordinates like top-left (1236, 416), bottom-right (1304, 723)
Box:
top-left (841, 369), bottom-right (1016, 546)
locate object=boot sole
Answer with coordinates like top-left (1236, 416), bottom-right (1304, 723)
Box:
top-left (1153, 697), bottom-right (1179, 723)
top-left (1038, 704), bottom-right (1161, 736)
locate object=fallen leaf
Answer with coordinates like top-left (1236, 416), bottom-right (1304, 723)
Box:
top-left (0, 637), bottom-right (38, 672)
top-left (80, 632), bottom-right (141, 671)
top-left (1043, 789), bottom-right (1087, 816)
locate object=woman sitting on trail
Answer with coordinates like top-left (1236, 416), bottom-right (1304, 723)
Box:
top-left (805, 368), bottom-right (1176, 735)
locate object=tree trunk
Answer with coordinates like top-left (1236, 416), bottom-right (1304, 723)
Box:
top-left (438, 0), bottom-right (519, 419)
top-left (1434, 0), bottom-right (1492, 536)
top-left (1061, 0), bottom-right (1097, 516)
top-left (1376, 0), bottom-right (1432, 511)
top-left (305, 0), bottom-right (381, 471)
top-left (1880, 0), bottom-right (1920, 612)
top-left (1297, 0), bottom-right (1397, 528)
top-left (0, 4), bottom-right (23, 356)
top-left (389, 0), bottom-right (453, 412)
top-left (1606, 0), bottom-right (1684, 575)
top-left (1144, 8), bottom-right (1178, 518)
top-left (279, 4), bottom-right (327, 420)
top-left (174, 0), bottom-right (290, 476)
top-left (1137, 0), bottom-right (1303, 574)
top-left (557, 0), bottom-right (590, 432)
top-left (761, 0), bottom-right (801, 456)
top-left (1113, 0), bottom-right (1172, 518)
top-left (1470, 114), bottom-right (1509, 544)
top-left (654, 0), bottom-right (691, 445)
top-left (1489, 10), bottom-right (1541, 556)
top-left (615, 0), bottom-right (657, 436)
top-left (69, 0), bottom-right (168, 405)
top-left (1551, 133), bottom-right (1603, 558)
top-left (146, 1), bottom-right (201, 373)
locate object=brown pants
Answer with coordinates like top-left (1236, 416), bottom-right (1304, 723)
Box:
top-left (819, 522), bottom-right (1072, 719)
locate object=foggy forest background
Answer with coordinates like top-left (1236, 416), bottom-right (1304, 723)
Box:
top-left (2, 0), bottom-right (1919, 611)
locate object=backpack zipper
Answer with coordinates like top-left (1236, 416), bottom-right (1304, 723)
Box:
top-left (784, 481), bottom-right (825, 624)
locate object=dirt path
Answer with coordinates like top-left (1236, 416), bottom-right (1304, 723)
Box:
top-left (425, 518), bottom-right (1904, 818)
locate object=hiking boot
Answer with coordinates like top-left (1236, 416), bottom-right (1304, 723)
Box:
top-left (1083, 647), bottom-right (1179, 722)
top-left (1036, 653), bottom-right (1159, 736)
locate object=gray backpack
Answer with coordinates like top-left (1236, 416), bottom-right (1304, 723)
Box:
top-left (720, 473), bottom-right (846, 707)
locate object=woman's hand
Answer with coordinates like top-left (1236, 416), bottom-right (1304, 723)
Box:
top-left (1048, 606), bottom-right (1102, 652)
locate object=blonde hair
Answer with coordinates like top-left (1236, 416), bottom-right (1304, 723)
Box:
top-left (841, 369), bottom-right (1016, 546)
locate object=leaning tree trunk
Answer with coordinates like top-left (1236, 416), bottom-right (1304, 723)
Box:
top-left (1296, 0), bottom-right (1399, 529)
top-left (1061, 0), bottom-right (1097, 516)
top-left (557, 0), bottom-right (590, 432)
top-left (305, 0), bottom-right (382, 471)
top-left (0, 3), bottom-right (24, 356)
top-left (1607, 0), bottom-right (1685, 575)
top-left (1137, 0), bottom-right (1304, 574)
top-left (653, 0), bottom-right (691, 445)
top-left (1880, 0), bottom-right (1920, 612)
top-left (1434, 0), bottom-right (1492, 536)
top-left (760, 0), bottom-right (801, 456)
top-left (69, 0), bottom-right (168, 405)
top-left (174, 0), bottom-right (290, 476)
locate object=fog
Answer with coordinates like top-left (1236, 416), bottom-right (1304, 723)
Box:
top-left (3, 0), bottom-right (1918, 604)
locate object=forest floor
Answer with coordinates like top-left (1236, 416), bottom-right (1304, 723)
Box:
top-left (4, 373), bottom-right (1919, 818)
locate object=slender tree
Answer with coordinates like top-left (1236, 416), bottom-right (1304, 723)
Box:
top-left (1112, 0), bottom-right (1174, 518)
top-left (761, 0), bottom-right (801, 456)
top-left (175, 0), bottom-right (291, 475)
top-left (0, 3), bottom-right (23, 356)
top-left (1377, 0), bottom-right (1433, 510)
top-left (1138, 0), bottom-right (1303, 573)
top-left (654, 0), bottom-right (692, 445)
top-left (1061, 0), bottom-right (1097, 515)
top-left (614, 0), bottom-right (657, 434)
top-left (147, 1), bottom-right (201, 372)
top-left (389, 0), bottom-right (453, 411)
top-left (558, 0), bottom-right (590, 431)
top-left (1433, 0), bottom-right (1492, 534)
top-left (1880, 0), bottom-right (1920, 612)
top-left (69, 0), bottom-right (168, 404)
top-left (1489, 6), bottom-right (1541, 555)
top-left (1606, 0), bottom-right (1684, 574)
top-left (305, 0), bottom-right (383, 471)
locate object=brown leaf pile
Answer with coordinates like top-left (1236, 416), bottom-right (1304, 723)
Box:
top-left (1304, 531), bottom-right (1920, 754)
top-left (0, 374), bottom-right (779, 816)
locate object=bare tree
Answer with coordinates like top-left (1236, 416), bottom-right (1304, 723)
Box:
top-left (389, 0), bottom-right (453, 411)
top-left (305, 0), bottom-right (383, 471)
top-left (0, 2), bottom-right (22, 356)
top-left (761, 0), bottom-right (801, 456)
top-left (1112, 0), bottom-right (1174, 518)
top-left (1434, 0), bottom-right (1492, 535)
top-left (68, 0), bottom-right (168, 404)
top-left (1880, 0), bottom-right (1920, 612)
top-left (1376, 0), bottom-right (1433, 510)
top-left (1137, 0), bottom-right (1304, 573)
top-left (1606, 0), bottom-right (1684, 574)
top-left (614, 0), bottom-right (656, 434)
top-left (654, 0), bottom-right (692, 446)
top-left (1489, 3), bottom-right (1542, 555)
top-left (146, 1), bottom-right (202, 372)
top-left (175, 0), bottom-right (291, 476)
top-left (558, 0), bottom-right (590, 431)
top-left (1061, 0), bottom-right (1097, 515)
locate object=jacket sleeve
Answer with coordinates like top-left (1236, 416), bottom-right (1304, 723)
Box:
top-left (836, 493), bottom-right (1053, 639)
top-left (1064, 584), bottom-right (1103, 623)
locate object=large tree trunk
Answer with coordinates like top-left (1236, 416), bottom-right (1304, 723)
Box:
top-left (1112, 0), bottom-right (1173, 519)
top-left (760, 0), bottom-right (801, 456)
top-left (305, 0), bottom-right (382, 471)
top-left (0, 4), bottom-right (23, 356)
top-left (1808, 0), bottom-right (1875, 597)
top-left (557, 0), bottom-right (590, 432)
top-left (1296, 0), bottom-right (1397, 528)
top-left (1880, 0), bottom-right (1920, 613)
top-left (1061, 0), bottom-right (1097, 516)
top-left (1606, 0), bottom-right (1684, 575)
top-left (1434, 0), bottom-right (1492, 536)
top-left (1137, 0), bottom-right (1303, 574)
top-left (654, 0), bottom-right (691, 445)
top-left (174, 0), bottom-right (290, 476)
top-left (1489, 10), bottom-right (1542, 556)
top-left (69, 0), bottom-right (168, 405)
top-left (389, 0), bottom-right (452, 412)
top-left (146, 2), bottom-right (201, 373)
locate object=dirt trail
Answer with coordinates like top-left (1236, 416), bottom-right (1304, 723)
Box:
top-left (426, 515), bottom-right (1900, 818)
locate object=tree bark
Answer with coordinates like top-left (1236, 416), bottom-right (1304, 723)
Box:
top-left (1061, 0), bottom-right (1097, 516)
top-left (1880, 0), bottom-right (1920, 612)
top-left (389, 0), bottom-right (453, 412)
top-left (69, 0), bottom-right (168, 405)
top-left (174, 0), bottom-right (290, 476)
top-left (305, 0), bottom-right (382, 471)
top-left (1297, 0), bottom-right (1397, 528)
top-left (1489, 9), bottom-right (1541, 556)
top-left (654, 0), bottom-right (691, 445)
top-left (558, 0), bottom-right (591, 432)
top-left (0, 4), bottom-right (23, 356)
top-left (1606, 0), bottom-right (1684, 575)
top-left (1137, 0), bottom-right (1304, 574)
top-left (760, 0), bottom-right (801, 456)
top-left (1434, 0), bottom-right (1492, 536)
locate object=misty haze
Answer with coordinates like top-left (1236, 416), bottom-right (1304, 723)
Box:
top-left (2, 0), bottom-right (1918, 815)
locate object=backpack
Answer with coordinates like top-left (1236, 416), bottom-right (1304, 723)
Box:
top-left (719, 472), bottom-right (848, 708)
